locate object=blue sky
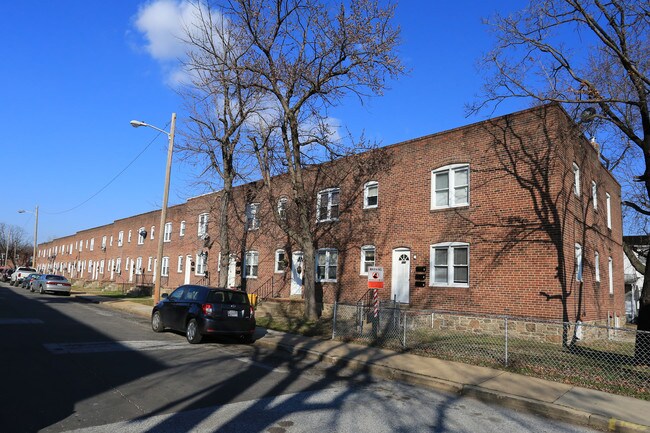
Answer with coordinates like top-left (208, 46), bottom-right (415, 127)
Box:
top-left (2, 0), bottom-right (527, 245)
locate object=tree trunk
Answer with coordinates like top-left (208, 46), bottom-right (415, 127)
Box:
top-left (218, 177), bottom-right (233, 288)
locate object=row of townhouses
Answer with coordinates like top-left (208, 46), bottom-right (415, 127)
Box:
top-left (35, 104), bottom-right (625, 324)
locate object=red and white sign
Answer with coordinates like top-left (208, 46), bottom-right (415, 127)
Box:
top-left (367, 266), bottom-right (384, 289)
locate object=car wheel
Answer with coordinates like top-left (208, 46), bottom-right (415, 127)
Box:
top-left (186, 319), bottom-right (202, 344)
top-left (151, 311), bottom-right (164, 333)
top-left (39, 285), bottom-right (44, 294)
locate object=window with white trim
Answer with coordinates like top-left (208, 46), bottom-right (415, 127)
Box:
top-left (246, 203), bottom-right (260, 230)
top-left (360, 245), bottom-right (376, 275)
top-left (198, 213), bottom-right (209, 236)
top-left (316, 249), bottom-right (338, 282)
top-left (573, 163), bottom-right (581, 196)
top-left (592, 181), bottom-right (598, 210)
top-left (364, 181), bottom-right (378, 209)
top-left (109, 236), bottom-right (113, 247)
top-left (606, 192), bottom-right (612, 229)
top-left (101, 236), bottom-right (107, 249)
top-left (177, 255), bottom-right (183, 273)
top-left (431, 164), bottom-right (469, 209)
top-left (275, 249), bottom-right (287, 273)
top-left (138, 228), bottom-right (145, 245)
top-left (150, 226), bottom-right (155, 240)
top-left (115, 258), bottom-right (121, 274)
top-left (147, 257), bottom-right (152, 272)
top-left (277, 197), bottom-right (288, 220)
top-left (90, 238), bottom-right (95, 251)
top-left (244, 251), bottom-right (259, 278)
top-left (180, 221), bottom-right (186, 236)
top-left (125, 257), bottom-right (130, 271)
top-left (136, 257), bottom-right (142, 274)
top-left (128, 230), bottom-right (132, 243)
top-left (430, 242), bottom-right (469, 287)
top-left (575, 243), bottom-right (583, 282)
top-left (161, 257), bottom-right (169, 277)
top-left (195, 254), bottom-right (206, 275)
top-left (608, 256), bottom-right (613, 295)
top-left (317, 188), bottom-right (340, 222)
top-left (164, 222), bottom-right (172, 242)
top-left (99, 260), bottom-right (105, 274)
top-left (595, 251), bottom-right (600, 282)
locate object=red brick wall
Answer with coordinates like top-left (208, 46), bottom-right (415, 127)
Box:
top-left (35, 104), bottom-right (624, 322)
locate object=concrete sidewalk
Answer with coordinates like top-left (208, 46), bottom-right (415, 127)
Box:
top-left (76, 294), bottom-right (650, 433)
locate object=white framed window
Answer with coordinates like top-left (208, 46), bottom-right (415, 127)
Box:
top-left (608, 256), bottom-right (613, 295)
top-left (128, 230), bottom-right (132, 243)
top-left (244, 251), bottom-right (259, 278)
top-left (316, 249), bottom-right (338, 282)
top-left (109, 236), bottom-right (113, 247)
top-left (195, 254), bottom-right (206, 275)
top-left (99, 260), bottom-right (105, 274)
top-left (364, 181), bottom-right (378, 209)
top-left (277, 197), bottom-right (288, 220)
top-left (118, 231), bottom-right (124, 247)
top-left (85, 240), bottom-right (89, 249)
top-left (180, 221), bottom-right (186, 236)
top-left (595, 251), bottom-right (600, 282)
top-left (115, 258), bottom-right (122, 274)
top-left (606, 192), bottom-right (612, 229)
top-left (101, 236), bottom-right (107, 249)
top-left (360, 245), bottom-right (376, 275)
top-left (198, 213), bottom-right (209, 236)
top-left (317, 188), bottom-right (340, 222)
top-left (90, 238), bottom-right (95, 251)
top-left (573, 163), bottom-right (581, 196)
top-left (431, 164), bottom-right (469, 209)
top-left (575, 243), bottom-right (583, 281)
top-left (138, 227), bottom-right (145, 245)
top-left (164, 222), bottom-right (172, 242)
top-left (430, 242), bottom-right (469, 287)
top-left (125, 257), bottom-right (130, 271)
top-left (136, 257), bottom-right (143, 274)
top-left (161, 257), bottom-right (169, 277)
top-left (147, 257), bottom-right (153, 272)
top-left (150, 225), bottom-right (155, 240)
top-left (177, 255), bottom-right (183, 273)
top-left (246, 203), bottom-right (260, 230)
top-left (275, 249), bottom-right (287, 273)
top-left (591, 181), bottom-right (598, 210)
top-left (79, 242), bottom-right (83, 252)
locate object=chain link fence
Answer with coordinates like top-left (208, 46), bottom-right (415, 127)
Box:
top-left (331, 301), bottom-right (650, 399)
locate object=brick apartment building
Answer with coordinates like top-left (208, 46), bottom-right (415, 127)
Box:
top-left (35, 104), bottom-right (625, 323)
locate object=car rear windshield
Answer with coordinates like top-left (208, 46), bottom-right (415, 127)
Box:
top-left (46, 275), bottom-right (67, 281)
top-left (207, 290), bottom-right (248, 304)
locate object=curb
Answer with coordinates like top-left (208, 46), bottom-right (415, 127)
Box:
top-left (254, 337), bottom-right (650, 433)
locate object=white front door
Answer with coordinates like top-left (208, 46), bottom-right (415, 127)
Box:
top-left (227, 255), bottom-right (236, 288)
top-left (184, 255), bottom-right (192, 284)
top-left (391, 248), bottom-right (410, 303)
top-left (291, 252), bottom-right (304, 296)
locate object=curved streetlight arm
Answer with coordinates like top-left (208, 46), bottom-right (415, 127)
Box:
top-left (129, 120), bottom-right (170, 137)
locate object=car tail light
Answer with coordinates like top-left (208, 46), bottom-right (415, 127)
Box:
top-left (249, 305), bottom-right (255, 318)
top-left (202, 303), bottom-right (213, 315)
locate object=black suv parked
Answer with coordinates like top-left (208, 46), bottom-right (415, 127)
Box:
top-left (151, 285), bottom-right (256, 344)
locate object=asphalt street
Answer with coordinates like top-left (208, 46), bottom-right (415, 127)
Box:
top-left (0, 284), bottom-right (600, 433)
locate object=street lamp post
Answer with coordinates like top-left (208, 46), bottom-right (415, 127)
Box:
top-left (17, 206), bottom-right (38, 268)
top-left (130, 113), bottom-right (176, 303)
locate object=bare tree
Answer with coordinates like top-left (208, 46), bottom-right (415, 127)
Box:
top-left (176, 2), bottom-right (263, 287)
top-left (472, 0), bottom-right (650, 362)
top-left (215, 0), bottom-right (404, 319)
top-left (0, 224), bottom-right (31, 267)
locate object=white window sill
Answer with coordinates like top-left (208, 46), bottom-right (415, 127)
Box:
top-left (430, 203), bottom-right (469, 211)
top-left (430, 283), bottom-right (469, 288)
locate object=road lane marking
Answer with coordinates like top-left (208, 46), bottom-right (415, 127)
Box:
top-left (0, 318), bottom-right (44, 325)
top-left (43, 340), bottom-right (195, 354)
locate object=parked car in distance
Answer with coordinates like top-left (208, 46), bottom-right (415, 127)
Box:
top-left (31, 274), bottom-right (71, 295)
top-left (10, 267), bottom-right (37, 286)
top-left (21, 273), bottom-right (41, 289)
top-left (1, 267), bottom-right (14, 282)
top-left (151, 285), bottom-right (256, 344)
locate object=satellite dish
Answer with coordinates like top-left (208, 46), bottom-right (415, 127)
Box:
top-left (580, 107), bottom-right (597, 123)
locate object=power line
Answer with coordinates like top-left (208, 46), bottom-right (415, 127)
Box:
top-left (44, 123), bottom-right (170, 215)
